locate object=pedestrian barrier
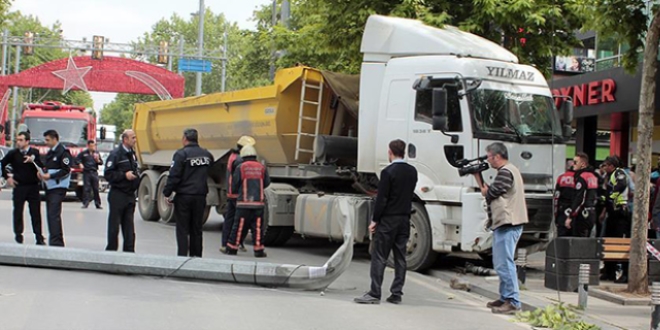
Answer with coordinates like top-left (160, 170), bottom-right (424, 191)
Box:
top-left (0, 200), bottom-right (356, 291)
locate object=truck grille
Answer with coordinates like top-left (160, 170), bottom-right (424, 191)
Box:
top-left (524, 197), bottom-right (553, 233)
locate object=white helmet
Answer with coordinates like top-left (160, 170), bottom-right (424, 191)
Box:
top-left (237, 135), bottom-right (256, 147)
top-left (240, 145), bottom-right (257, 158)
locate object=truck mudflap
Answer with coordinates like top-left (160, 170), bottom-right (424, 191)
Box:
top-left (294, 194), bottom-right (373, 243)
top-left (461, 192), bottom-right (554, 254)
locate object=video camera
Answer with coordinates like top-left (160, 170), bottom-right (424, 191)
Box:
top-left (457, 155), bottom-right (489, 177)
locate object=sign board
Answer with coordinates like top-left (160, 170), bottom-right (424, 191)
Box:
top-left (179, 58), bottom-right (212, 73)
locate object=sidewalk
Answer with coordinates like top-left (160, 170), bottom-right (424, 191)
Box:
top-left (430, 269), bottom-right (650, 330)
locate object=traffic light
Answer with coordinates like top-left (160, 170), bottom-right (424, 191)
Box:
top-left (92, 35), bottom-right (104, 60)
top-left (23, 32), bottom-right (34, 55)
top-left (157, 41), bottom-right (168, 64)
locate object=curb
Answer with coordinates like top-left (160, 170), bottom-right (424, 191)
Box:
top-left (590, 288), bottom-right (650, 306)
top-left (428, 270), bottom-right (624, 330)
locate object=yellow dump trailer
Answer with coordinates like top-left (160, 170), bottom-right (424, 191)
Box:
top-left (133, 66), bottom-right (362, 234)
top-left (134, 67), bottom-right (350, 167)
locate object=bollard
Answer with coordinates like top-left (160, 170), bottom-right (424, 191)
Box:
top-left (652, 282), bottom-right (660, 330)
top-left (516, 248), bottom-right (527, 284)
top-left (578, 263), bottom-right (590, 310)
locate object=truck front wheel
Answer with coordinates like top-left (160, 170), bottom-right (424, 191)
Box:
top-left (262, 201), bottom-right (293, 246)
top-left (388, 202), bottom-right (437, 271)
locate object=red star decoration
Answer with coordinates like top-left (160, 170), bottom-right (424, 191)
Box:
top-left (51, 56), bottom-right (92, 94)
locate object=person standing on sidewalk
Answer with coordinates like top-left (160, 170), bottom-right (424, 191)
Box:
top-left (220, 135), bottom-right (255, 254)
top-left (478, 142), bottom-right (528, 314)
top-left (163, 128), bottom-right (214, 257)
top-left (554, 165), bottom-right (576, 237)
top-left (77, 140), bottom-right (103, 209)
top-left (354, 139), bottom-right (418, 305)
top-left (39, 129), bottom-right (72, 247)
top-left (565, 152), bottom-right (598, 237)
top-left (0, 131), bottom-right (45, 245)
top-left (225, 145), bottom-right (270, 257)
top-left (104, 130), bottom-right (139, 252)
top-left (600, 155), bottom-right (630, 283)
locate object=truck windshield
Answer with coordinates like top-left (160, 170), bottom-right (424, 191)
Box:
top-left (24, 117), bottom-right (87, 146)
top-left (96, 141), bottom-right (115, 152)
top-left (468, 89), bottom-right (562, 141)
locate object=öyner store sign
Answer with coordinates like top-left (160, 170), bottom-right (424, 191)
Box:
top-left (550, 66), bottom-right (642, 118)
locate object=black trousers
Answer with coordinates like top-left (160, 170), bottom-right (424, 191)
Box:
top-left (222, 198), bottom-right (236, 247)
top-left (12, 184), bottom-right (43, 242)
top-left (105, 189), bottom-right (136, 252)
top-left (45, 188), bottom-right (66, 247)
top-left (603, 208), bottom-right (632, 279)
top-left (227, 207), bottom-right (265, 252)
top-left (556, 208), bottom-right (595, 238)
top-left (82, 171), bottom-right (101, 207)
top-left (369, 215), bottom-right (410, 299)
top-left (175, 195), bottom-right (206, 257)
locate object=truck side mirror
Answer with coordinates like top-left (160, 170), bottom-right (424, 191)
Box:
top-left (432, 88), bottom-right (448, 131)
top-left (100, 126), bottom-right (106, 140)
top-left (561, 100), bottom-right (574, 123)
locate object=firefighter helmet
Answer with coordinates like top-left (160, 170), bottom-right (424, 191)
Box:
top-left (237, 135), bottom-right (256, 147)
top-left (240, 145), bottom-right (257, 158)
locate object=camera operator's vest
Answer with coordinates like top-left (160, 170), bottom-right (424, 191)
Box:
top-left (490, 163), bottom-right (529, 229)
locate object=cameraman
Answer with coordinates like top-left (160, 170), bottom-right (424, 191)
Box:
top-left (474, 142), bottom-right (528, 315)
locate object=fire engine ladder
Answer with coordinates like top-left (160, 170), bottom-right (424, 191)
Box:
top-left (294, 72), bottom-right (324, 161)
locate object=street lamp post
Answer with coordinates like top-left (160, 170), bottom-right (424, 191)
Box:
top-left (195, 0), bottom-right (205, 96)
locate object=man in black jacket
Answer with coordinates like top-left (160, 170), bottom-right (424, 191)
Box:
top-left (355, 139), bottom-right (418, 305)
top-left (104, 129), bottom-right (139, 252)
top-left (39, 129), bottom-right (72, 247)
top-left (77, 140), bottom-right (103, 209)
top-left (164, 128), bottom-right (214, 257)
top-left (0, 131), bottom-right (45, 245)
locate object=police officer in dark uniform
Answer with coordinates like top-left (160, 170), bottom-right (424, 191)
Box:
top-left (104, 129), bottom-right (139, 252)
top-left (220, 135), bottom-right (255, 254)
top-left (39, 129), bottom-right (72, 247)
top-left (0, 131), bottom-right (45, 245)
top-left (225, 144), bottom-right (270, 257)
top-left (565, 152), bottom-right (598, 237)
top-left (600, 155), bottom-right (631, 283)
top-left (554, 165), bottom-right (576, 237)
top-left (77, 140), bottom-right (103, 209)
top-left (163, 128), bottom-right (214, 257)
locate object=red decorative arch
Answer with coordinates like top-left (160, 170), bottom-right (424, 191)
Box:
top-left (0, 56), bottom-right (184, 97)
top-left (0, 56), bottom-right (185, 145)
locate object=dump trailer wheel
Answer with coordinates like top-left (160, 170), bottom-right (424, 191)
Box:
top-left (386, 202), bottom-right (437, 271)
top-left (156, 174), bottom-right (177, 224)
top-left (138, 171), bottom-right (160, 221)
top-left (202, 205), bottom-right (212, 225)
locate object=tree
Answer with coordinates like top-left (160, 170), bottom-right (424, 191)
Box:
top-left (587, 1), bottom-right (656, 295)
top-left (257, 0), bottom-right (588, 76)
top-left (100, 93), bottom-right (157, 133)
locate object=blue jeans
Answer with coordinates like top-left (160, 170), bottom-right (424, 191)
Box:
top-left (492, 224), bottom-right (523, 308)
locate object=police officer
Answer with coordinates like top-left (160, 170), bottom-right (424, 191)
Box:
top-left (220, 135), bottom-right (255, 254)
top-left (39, 129), bottom-right (72, 247)
top-left (0, 131), bottom-right (45, 245)
top-left (600, 155), bottom-right (630, 283)
top-left (104, 129), bottom-right (139, 252)
top-left (163, 128), bottom-right (214, 257)
top-left (225, 145), bottom-right (270, 257)
top-left (565, 152), bottom-right (598, 237)
top-left (77, 140), bottom-right (103, 209)
top-left (554, 163), bottom-right (576, 237)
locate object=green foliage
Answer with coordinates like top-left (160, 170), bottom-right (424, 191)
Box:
top-left (258, 0), bottom-right (589, 76)
top-left (99, 94), bottom-right (157, 133)
top-left (515, 303), bottom-right (600, 330)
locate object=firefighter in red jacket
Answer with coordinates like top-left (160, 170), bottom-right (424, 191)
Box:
top-left (555, 166), bottom-right (576, 237)
top-left (220, 135), bottom-right (255, 254)
top-left (565, 152), bottom-right (598, 237)
top-left (225, 145), bottom-right (270, 257)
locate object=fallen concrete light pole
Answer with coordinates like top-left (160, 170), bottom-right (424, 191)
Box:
top-left (0, 200), bottom-right (355, 291)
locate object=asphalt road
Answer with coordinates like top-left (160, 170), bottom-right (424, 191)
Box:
top-left (0, 190), bottom-right (531, 330)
